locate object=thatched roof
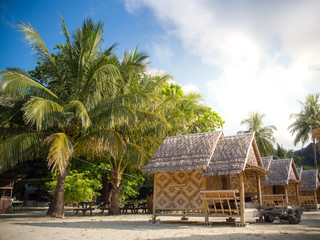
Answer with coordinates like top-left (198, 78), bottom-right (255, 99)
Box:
top-left (299, 169), bottom-right (320, 191)
top-left (202, 132), bottom-right (262, 176)
top-left (263, 158), bottom-right (300, 186)
top-left (142, 131), bottom-right (223, 173)
top-left (261, 156), bottom-right (273, 170)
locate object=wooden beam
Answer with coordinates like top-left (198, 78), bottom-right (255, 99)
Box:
top-left (153, 172), bottom-right (157, 216)
top-left (295, 184), bottom-right (300, 207)
top-left (239, 172), bottom-right (245, 224)
top-left (314, 190), bottom-right (319, 211)
top-left (284, 185), bottom-right (288, 208)
top-left (255, 171), bottom-right (262, 206)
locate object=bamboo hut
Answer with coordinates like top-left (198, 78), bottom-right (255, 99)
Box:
top-left (0, 176), bottom-right (15, 214)
top-left (262, 158), bottom-right (301, 208)
top-left (143, 131), bottom-right (266, 225)
top-left (298, 169), bottom-right (319, 210)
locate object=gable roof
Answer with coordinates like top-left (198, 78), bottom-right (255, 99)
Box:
top-left (297, 167), bottom-right (303, 179)
top-left (202, 132), bottom-right (263, 176)
top-left (261, 156), bottom-right (273, 170)
top-left (300, 169), bottom-right (320, 191)
top-left (263, 158), bottom-right (300, 186)
top-left (142, 131), bottom-right (223, 173)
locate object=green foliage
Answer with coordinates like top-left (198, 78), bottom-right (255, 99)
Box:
top-left (189, 106), bottom-right (225, 133)
top-left (119, 174), bottom-right (145, 201)
top-left (46, 170), bottom-right (102, 202)
top-left (289, 93), bottom-right (320, 169)
top-left (289, 93), bottom-right (320, 146)
top-left (238, 112), bottom-right (277, 156)
top-left (162, 82), bottom-right (184, 97)
top-left (274, 144), bottom-right (288, 159)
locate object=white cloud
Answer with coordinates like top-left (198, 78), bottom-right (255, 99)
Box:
top-left (181, 83), bottom-right (200, 95)
top-left (151, 42), bottom-right (173, 64)
top-left (124, 0), bottom-right (320, 149)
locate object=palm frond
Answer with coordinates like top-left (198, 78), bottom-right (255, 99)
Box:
top-left (23, 97), bottom-right (64, 130)
top-left (74, 129), bottom-right (125, 159)
top-left (44, 133), bottom-right (73, 174)
top-left (17, 21), bottom-right (58, 70)
top-left (68, 100), bottom-right (91, 130)
top-left (58, 14), bottom-right (70, 44)
top-left (0, 68), bottom-right (59, 100)
top-left (0, 132), bottom-right (45, 173)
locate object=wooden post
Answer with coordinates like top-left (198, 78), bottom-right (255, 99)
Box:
top-left (239, 172), bottom-right (245, 224)
top-left (255, 172), bottom-right (262, 206)
top-left (295, 184), bottom-right (300, 206)
top-left (153, 172), bottom-right (157, 219)
top-left (284, 185), bottom-right (288, 208)
top-left (314, 190), bottom-right (319, 211)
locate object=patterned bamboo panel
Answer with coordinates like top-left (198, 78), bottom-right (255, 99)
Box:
top-left (207, 175), bottom-right (223, 190)
top-left (230, 177), bottom-right (257, 195)
top-left (299, 196), bottom-right (317, 208)
top-left (263, 186), bottom-right (273, 195)
top-left (155, 170), bottom-right (205, 210)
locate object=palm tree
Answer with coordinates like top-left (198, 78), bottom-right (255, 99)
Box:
top-left (104, 49), bottom-right (171, 214)
top-left (0, 17), bottom-right (141, 217)
top-left (238, 112), bottom-right (277, 156)
top-left (289, 93), bottom-right (320, 169)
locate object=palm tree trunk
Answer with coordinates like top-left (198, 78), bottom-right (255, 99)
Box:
top-left (312, 137), bottom-right (318, 169)
top-left (109, 171), bottom-right (122, 215)
top-left (47, 171), bottom-right (67, 218)
top-left (101, 172), bottom-right (112, 203)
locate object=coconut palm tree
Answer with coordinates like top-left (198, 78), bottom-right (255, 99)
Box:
top-left (289, 93), bottom-right (320, 169)
top-left (0, 17), bottom-right (144, 217)
top-left (238, 112), bottom-right (277, 156)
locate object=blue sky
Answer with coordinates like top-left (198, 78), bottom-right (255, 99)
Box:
top-left (1, 0), bottom-right (320, 150)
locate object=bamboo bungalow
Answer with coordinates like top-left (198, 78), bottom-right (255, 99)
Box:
top-left (262, 158), bottom-right (301, 208)
top-left (298, 169), bottom-right (319, 210)
top-left (143, 131), bottom-right (267, 225)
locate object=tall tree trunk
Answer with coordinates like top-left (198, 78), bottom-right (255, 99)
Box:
top-left (47, 171), bottom-right (67, 218)
top-left (312, 137), bottom-right (318, 169)
top-left (101, 172), bottom-right (112, 203)
top-left (109, 171), bottom-right (122, 215)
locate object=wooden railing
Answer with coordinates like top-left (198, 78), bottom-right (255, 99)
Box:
top-left (200, 190), bottom-right (240, 216)
top-left (261, 194), bottom-right (286, 209)
top-left (299, 196), bottom-right (317, 209)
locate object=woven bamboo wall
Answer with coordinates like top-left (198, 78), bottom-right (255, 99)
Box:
top-left (230, 175), bottom-right (257, 196)
top-left (154, 170), bottom-right (205, 210)
top-left (299, 190), bottom-right (314, 196)
top-left (263, 186), bottom-right (273, 194)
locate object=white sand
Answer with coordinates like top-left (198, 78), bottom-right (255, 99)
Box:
top-left (0, 209), bottom-right (319, 240)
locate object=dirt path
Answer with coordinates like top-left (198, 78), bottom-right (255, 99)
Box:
top-left (0, 210), bottom-right (319, 239)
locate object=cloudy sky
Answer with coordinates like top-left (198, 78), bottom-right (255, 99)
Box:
top-left (1, 0), bottom-right (320, 150)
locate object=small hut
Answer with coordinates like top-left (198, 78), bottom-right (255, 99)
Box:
top-left (0, 176), bottom-right (15, 214)
top-left (299, 169), bottom-right (319, 210)
top-left (143, 131), bottom-right (266, 225)
top-left (262, 158), bottom-right (301, 208)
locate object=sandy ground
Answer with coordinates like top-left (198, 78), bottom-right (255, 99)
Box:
top-left (0, 208), bottom-right (319, 240)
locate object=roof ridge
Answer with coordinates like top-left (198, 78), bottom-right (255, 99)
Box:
top-left (223, 132), bottom-right (252, 138)
top-left (166, 130), bottom-right (222, 139)
top-left (273, 158), bottom-right (292, 161)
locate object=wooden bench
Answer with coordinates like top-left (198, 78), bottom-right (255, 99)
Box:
top-left (99, 201), bottom-right (110, 215)
top-left (122, 202), bottom-right (136, 214)
top-left (200, 190), bottom-right (240, 217)
top-left (73, 202), bottom-right (95, 216)
top-left (135, 201), bottom-right (148, 213)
